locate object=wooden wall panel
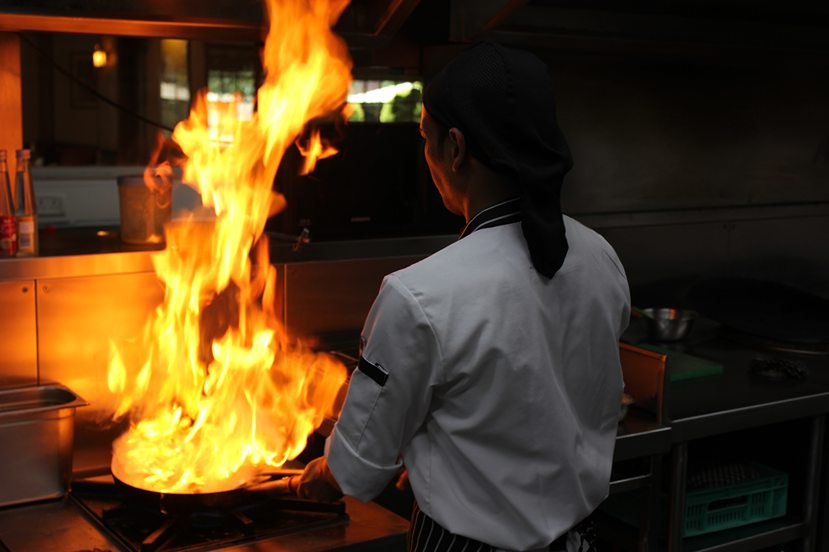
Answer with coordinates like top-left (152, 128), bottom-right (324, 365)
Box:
top-left (0, 33), bottom-right (22, 159)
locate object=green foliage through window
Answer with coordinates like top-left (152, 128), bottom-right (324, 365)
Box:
top-left (347, 80), bottom-right (422, 123)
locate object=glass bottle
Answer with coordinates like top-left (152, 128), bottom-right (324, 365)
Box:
top-left (0, 150), bottom-right (17, 257)
top-left (14, 149), bottom-right (38, 257)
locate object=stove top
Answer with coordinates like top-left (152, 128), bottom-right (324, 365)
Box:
top-left (70, 476), bottom-right (348, 552)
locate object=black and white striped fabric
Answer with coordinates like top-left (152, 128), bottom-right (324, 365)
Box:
top-left (457, 197), bottom-right (522, 240)
top-left (407, 502), bottom-right (596, 552)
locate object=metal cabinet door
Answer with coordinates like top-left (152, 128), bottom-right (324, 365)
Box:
top-left (0, 280), bottom-right (37, 389)
top-left (36, 271), bottom-right (164, 405)
top-left (36, 271), bottom-right (164, 474)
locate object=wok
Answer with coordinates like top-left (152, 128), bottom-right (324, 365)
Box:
top-left (111, 461), bottom-right (301, 515)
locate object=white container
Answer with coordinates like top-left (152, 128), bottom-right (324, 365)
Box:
top-left (117, 174), bottom-right (171, 244)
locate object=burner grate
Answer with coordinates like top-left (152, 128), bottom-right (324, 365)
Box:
top-left (71, 476), bottom-right (348, 552)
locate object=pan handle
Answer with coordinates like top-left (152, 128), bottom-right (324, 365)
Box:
top-left (249, 475), bottom-right (299, 496)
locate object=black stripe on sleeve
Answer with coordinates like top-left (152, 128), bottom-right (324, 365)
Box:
top-left (358, 356), bottom-right (389, 387)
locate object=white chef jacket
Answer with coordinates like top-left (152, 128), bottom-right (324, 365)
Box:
top-left (326, 200), bottom-right (630, 551)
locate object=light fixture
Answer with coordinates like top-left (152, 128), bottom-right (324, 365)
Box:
top-left (92, 44), bottom-right (108, 68)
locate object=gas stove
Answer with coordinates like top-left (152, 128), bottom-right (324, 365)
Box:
top-left (0, 475), bottom-right (408, 552)
top-left (70, 475), bottom-right (348, 552)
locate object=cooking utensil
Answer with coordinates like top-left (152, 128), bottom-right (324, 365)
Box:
top-left (111, 462), bottom-right (302, 514)
top-left (634, 307), bottom-right (698, 342)
top-left (0, 385), bottom-right (87, 507)
top-left (117, 174), bottom-right (171, 245)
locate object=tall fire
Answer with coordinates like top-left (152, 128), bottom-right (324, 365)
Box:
top-left (106, 0), bottom-right (352, 494)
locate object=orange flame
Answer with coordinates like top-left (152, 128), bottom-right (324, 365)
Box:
top-left (296, 128), bottom-right (339, 175)
top-left (107, 0), bottom-right (352, 493)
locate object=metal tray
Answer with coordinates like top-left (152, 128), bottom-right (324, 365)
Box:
top-left (0, 384), bottom-right (87, 507)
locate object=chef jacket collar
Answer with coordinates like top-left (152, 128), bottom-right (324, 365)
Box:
top-left (459, 197), bottom-right (522, 240)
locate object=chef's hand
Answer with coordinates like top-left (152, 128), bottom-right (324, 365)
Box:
top-left (293, 456), bottom-right (343, 503)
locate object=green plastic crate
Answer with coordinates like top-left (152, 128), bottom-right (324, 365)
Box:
top-left (683, 463), bottom-right (788, 537)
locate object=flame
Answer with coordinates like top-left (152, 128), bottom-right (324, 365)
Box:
top-left (107, 0), bottom-right (352, 494)
top-left (296, 128), bottom-right (339, 175)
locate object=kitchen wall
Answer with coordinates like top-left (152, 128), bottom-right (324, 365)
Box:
top-left (14, 27), bottom-right (829, 305)
top-left (423, 43), bottom-right (829, 302)
top-left (555, 54), bottom-right (829, 213)
top-left (580, 54), bottom-right (826, 300)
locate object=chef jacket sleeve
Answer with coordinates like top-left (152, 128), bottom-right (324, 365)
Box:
top-left (325, 274), bottom-right (440, 502)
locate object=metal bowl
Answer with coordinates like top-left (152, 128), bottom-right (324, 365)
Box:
top-left (640, 308), bottom-right (698, 342)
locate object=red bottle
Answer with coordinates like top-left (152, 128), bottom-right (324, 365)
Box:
top-left (0, 150), bottom-right (16, 257)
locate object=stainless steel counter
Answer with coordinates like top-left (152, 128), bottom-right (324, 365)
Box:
top-left (643, 333), bottom-right (829, 441)
top-left (0, 251), bottom-right (156, 280)
top-left (0, 227), bottom-right (160, 280)
top-left (0, 229), bottom-right (456, 281)
top-left (622, 319), bottom-right (829, 552)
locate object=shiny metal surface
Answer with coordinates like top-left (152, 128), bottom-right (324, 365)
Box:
top-left (0, 235), bottom-right (454, 279)
top-left (640, 307), bottom-right (698, 342)
top-left (36, 271), bottom-right (164, 474)
top-left (0, 385), bottom-right (87, 508)
top-left (0, 251), bottom-right (156, 280)
top-left (0, 280), bottom-right (37, 389)
top-left (0, 498), bottom-right (121, 552)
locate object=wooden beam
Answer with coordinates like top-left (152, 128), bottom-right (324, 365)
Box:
top-left (0, 13), bottom-right (264, 42)
top-left (0, 12), bottom-right (392, 49)
top-left (450, 0), bottom-right (528, 42)
top-left (370, 0), bottom-right (422, 38)
top-left (0, 33), bottom-right (23, 160)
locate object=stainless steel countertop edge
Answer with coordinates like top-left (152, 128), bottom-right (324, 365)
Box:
top-left (669, 390), bottom-right (829, 442)
top-left (0, 236), bottom-right (459, 280)
top-left (0, 251), bottom-right (158, 280)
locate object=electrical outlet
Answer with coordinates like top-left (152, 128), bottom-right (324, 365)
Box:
top-left (37, 193), bottom-right (67, 217)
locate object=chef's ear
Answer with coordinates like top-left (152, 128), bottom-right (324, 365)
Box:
top-left (447, 127), bottom-right (467, 172)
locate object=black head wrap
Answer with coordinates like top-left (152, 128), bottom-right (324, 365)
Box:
top-left (423, 42), bottom-right (573, 279)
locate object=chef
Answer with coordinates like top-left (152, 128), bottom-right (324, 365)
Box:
top-left (291, 42), bottom-right (631, 552)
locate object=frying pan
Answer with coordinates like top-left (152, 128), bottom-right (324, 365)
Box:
top-left (111, 461), bottom-right (301, 515)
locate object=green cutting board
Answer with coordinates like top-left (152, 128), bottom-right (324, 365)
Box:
top-left (640, 344), bottom-right (724, 381)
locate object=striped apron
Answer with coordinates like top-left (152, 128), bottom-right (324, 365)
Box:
top-left (407, 502), bottom-right (596, 552)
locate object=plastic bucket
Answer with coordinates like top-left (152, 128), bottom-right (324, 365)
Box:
top-left (117, 174), bottom-right (171, 244)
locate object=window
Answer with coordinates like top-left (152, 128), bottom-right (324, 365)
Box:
top-left (347, 79), bottom-right (422, 123)
top-left (159, 39), bottom-right (190, 131)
